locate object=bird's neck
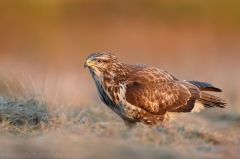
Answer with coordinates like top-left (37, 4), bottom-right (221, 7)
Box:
top-left (92, 62), bottom-right (126, 90)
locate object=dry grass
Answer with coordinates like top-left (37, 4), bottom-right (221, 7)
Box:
top-left (0, 102), bottom-right (240, 158)
top-left (0, 85), bottom-right (239, 158)
top-left (0, 96), bottom-right (49, 125)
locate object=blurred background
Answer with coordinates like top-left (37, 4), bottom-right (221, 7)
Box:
top-left (0, 0), bottom-right (239, 112)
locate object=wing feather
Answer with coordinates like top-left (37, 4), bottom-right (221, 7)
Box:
top-left (187, 80), bottom-right (222, 92)
top-left (124, 66), bottom-right (200, 115)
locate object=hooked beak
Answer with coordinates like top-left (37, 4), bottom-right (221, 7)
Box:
top-left (84, 59), bottom-right (92, 68)
top-left (84, 61), bottom-right (87, 68)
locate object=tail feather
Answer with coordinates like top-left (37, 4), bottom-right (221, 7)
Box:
top-left (170, 81), bottom-right (227, 114)
top-left (197, 92), bottom-right (227, 108)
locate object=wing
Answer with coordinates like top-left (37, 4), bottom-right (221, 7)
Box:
top-left (125, 66), bottom-right (200, 115)
top-left (187, 80), bottom-right (222, 92)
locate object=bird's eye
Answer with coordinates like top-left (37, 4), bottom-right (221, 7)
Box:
top-left (97, 59), bottom-right (103, 63)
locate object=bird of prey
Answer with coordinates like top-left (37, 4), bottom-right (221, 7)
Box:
top-left (84, 52), bottom-right (227, 129)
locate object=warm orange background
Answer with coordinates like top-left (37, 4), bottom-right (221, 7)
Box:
top-left (0, 0), bottom-right (239, 111)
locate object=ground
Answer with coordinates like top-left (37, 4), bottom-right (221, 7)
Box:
top-left (0, 95), bottom-right (239, 159)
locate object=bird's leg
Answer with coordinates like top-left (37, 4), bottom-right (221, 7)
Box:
top-left (161, 120), bottom-right (169, 127)
top-left (123, 120), bottom-right (137, 131)
top-left (161, 113), bottom-right (170, 127)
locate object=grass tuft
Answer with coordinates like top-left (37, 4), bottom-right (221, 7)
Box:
top-left (0, 96), bottom-right (50, 125)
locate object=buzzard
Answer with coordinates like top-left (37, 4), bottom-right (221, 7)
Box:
top-left (84, 52), bottom-right (227, 129)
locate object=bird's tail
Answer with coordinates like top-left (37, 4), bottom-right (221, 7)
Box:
top-left (197, 92), bottom-right (227, 108)
top-left (169, 80), bottom-right (227, 114)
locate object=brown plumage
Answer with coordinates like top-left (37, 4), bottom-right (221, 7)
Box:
top-left (84, 52), bottom-right (227, 129)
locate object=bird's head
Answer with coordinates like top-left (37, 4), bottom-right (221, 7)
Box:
top-left (84, 52), bottom-right (118, 77)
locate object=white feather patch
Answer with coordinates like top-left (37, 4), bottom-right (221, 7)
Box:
top-left (166, 112), bottom-right (179, 121)
top-left (191, 102), bottom-right (205, 113)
